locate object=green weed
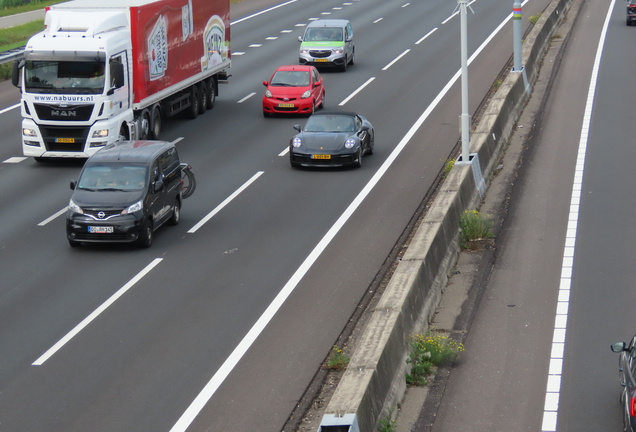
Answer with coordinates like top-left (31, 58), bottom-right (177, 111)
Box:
top-left (406, 332), bottom-right (464, 386)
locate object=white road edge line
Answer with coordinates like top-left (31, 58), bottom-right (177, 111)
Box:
top-left (238, 92), bottom-right (256, 103)
top-left (338, 77), bottom-right (376, 106)
top-left (279, 147), bottom-right (290, 157)
top-left (382, 49), bottom-right (411, 71)
top-left (416, 27), bottom-right (438, 44)
top-left (0, 103), bottom-right (19, 115)
top-left (169, 5), bottom-right (523, 431)
top-left (230, 0), bottom-right (298, 25)
top-left (32, 258), bottom-right (163, 366)
top-left (171, 137), bottom-right (184, 145)
top-left (188, 171), bottom-right (264, 233)
top-left (38, 207), bottom-right (68, 226)
top-left (540, 0), bottom-right (614, 430)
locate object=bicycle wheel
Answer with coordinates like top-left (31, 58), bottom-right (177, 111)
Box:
top-left (181, 165), bottom-right (196, 199)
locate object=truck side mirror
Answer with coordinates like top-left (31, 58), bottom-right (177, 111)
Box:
top-left (12, 60), bottom-right (21, 88)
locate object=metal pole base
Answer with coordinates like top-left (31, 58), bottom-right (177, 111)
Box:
top-left (455, 152), bottom-right (486, 198)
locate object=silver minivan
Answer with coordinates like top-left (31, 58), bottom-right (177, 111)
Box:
top-left (298, 19), bottom-right (354, 71)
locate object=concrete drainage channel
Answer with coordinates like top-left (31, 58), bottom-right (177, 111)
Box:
top-left (310, 0), bottom-right (575, 429)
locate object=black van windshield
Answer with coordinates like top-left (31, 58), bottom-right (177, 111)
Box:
top-left (78, 164), bottom-right (148, 191)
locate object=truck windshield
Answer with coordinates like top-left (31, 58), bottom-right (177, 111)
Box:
top-left (25, 60), bottom-right (105, 94)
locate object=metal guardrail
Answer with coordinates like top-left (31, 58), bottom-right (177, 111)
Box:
top-left (0, 46), bottom-right (25, 65)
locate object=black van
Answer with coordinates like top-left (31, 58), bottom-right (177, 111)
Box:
top-left (66, 140), bottom-right (182, 248)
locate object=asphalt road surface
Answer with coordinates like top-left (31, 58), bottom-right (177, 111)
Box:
top-left (428, 0), bottom-right (636, 430)
top-left (0, 0), bottom-right (552, 430)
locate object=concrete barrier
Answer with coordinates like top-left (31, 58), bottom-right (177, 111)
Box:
top-left (318, 0), bottom-right (573, 429)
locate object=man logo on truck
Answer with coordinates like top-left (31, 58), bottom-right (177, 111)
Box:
top-left (52, 110), bottom-right (77, 117)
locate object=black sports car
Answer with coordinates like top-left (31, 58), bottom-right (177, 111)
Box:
top-left (289, 111), bottom-right (374, 168)
top-left (611, 337), bottom-right (636, 431)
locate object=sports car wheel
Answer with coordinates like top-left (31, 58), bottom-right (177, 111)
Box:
top-left (354, 148), bottom-right (363, 168)
top-left (367, 134), bottom-right (374, 155)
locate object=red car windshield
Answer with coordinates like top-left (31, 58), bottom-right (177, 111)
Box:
top-left (271, 71), bottom-right (310, 87)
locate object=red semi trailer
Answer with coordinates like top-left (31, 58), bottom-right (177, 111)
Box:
top-left (14, 0), bottom-right (231, 159)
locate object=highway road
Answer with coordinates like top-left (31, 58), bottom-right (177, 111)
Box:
top-left (426, 0), bottom-right (636, 431)
top-left (0, 0), bottom-right (551, 430)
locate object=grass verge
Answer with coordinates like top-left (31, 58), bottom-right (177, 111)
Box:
top-left (0, 0), bottom-right (59, 18)
top-left (0, 19), bottom-right (43, 51)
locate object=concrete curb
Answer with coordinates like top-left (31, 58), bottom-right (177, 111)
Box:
top-left (318, 0), bottom-right (574, 430)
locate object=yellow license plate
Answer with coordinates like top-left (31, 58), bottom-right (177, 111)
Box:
top-left (55, 138), bottom-right (75, 143)
top-left (278, 103), bottom-right (295, 108)
top-left (315, 59), bottom-right (328, 62)
top-left (311, 154), bottom-right (331, 159)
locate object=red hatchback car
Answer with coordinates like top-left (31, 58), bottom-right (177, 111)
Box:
top-left (262, 65), bottom-right (325, 117)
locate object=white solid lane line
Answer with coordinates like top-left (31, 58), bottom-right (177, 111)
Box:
top-left (238, 92), bottom-right (256, 103)
top-left (3, 157), bottom-right (27, 163)
top-left (540, 0), bottom-right (614, 430)
top-left (416, 28), bottom-right (438, 45)
top-left (171, 3), bottom-right (525, 431)
top-left (382, 49), bottom-right (411, 71)
top-left (230, 0), bottom-right (298, 25)
top-left (338, 77), bottom-right (376, 106)
top-left (0, 103), bottom-right (19, 115)
top-left (32, 258), bottom-right (163, 366)
top-left (187, 171), bottom-right (264, 233)
top-left (38, 207), bottom-right (67, 226)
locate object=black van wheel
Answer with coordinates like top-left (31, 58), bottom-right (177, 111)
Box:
top-left (168, 199), bottom-right (180, 226)
top-left (68, 238), bottom-right (81, 247)
top-left (138, 219), bottom-right (153, 248)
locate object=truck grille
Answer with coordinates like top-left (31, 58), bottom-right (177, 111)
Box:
top-left (34, 104), bottom-right (94, 121)
top-left (39, 126), bottom-right (89, 152)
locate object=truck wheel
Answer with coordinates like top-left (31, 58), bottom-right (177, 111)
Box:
top-left (139, 109), bottom-right (151, 139)
top-left (118, 124), bottom-right (129, 141)
top-left (151, 105), bottom-right (162, 139)
top-left (206, 77), bottom-right (216, 110)
top-left (198, 82), bottom-right (207, 114)
top-left (186, 85), bottom-right (199, 119)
